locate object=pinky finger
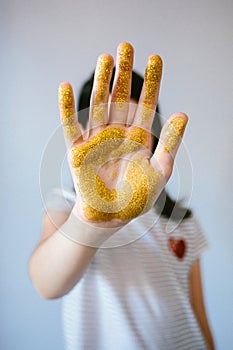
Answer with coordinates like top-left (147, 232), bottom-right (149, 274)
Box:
top-left (58, 83), bottom-right (82, 143)
top-left (152, 112), bottom-right (188, 181)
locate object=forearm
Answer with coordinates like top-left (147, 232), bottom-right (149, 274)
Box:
top-left (29, 211), bottom-right (119, 299)
top-left (190, 260), bottom-right (215, 350)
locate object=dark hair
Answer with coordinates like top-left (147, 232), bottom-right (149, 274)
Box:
top-left (77, 69), bottom-right (191, 220)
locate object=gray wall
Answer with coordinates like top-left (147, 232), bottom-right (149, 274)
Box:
top-left (1, 0), bottom-right (232, 349)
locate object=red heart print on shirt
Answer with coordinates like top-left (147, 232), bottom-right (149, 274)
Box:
top-left (168, 238), bottom-right (186, 260)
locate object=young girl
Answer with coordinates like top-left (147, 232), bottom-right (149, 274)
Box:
top-left (29, 43), bottom-right (214, 350)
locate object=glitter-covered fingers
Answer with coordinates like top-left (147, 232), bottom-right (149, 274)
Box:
top-left (109, 42), bottom-right (134, 125)
top-left (133, 55), bottom-right (162, 131)
top-left (58, 83), bottom-right (82, 142)
top-left (89, 54), bottom-right (114, 129)
top-left (152, 113), bottom-right (188, 181)
top-left (58, 43), bottom-right (188, 227)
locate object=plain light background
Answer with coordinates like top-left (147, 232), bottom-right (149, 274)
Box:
top-left (1, 0), bottom-right (233, 349)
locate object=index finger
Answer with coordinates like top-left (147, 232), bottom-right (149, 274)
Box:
top-left (133, 55), bottom-right (163, 131)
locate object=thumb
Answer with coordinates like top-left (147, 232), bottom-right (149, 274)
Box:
top-left (152, 112), bottom-right (188, 182)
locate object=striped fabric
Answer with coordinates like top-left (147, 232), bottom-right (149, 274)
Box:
top-left (46, 189), bottom-right (208, 350)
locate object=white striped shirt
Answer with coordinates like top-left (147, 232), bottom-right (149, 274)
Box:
top-left (46, 189), bottom-right (208, 350)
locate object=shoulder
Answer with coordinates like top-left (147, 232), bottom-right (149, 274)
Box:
top-left (39, 188), bottom-right (75, 242)
top-left (44, 187), bottom-right (75, 213)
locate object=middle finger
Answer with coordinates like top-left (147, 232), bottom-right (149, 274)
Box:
top-left (109, 42), bottom-right (134, 125)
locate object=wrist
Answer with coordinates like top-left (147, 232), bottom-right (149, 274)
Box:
top-left (59, 208), bottom-right (124, 248)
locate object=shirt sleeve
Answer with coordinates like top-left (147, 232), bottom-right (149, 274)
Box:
top-left (190, 215), bottom-right (208, 262)
top-left (44, 188), bottom-right (76, 213)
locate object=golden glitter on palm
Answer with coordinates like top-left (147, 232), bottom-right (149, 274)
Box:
top-left (58, 42), bottom-right (188, 225)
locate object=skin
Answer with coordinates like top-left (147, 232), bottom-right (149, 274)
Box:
top-left (29, 42), bottom-right (214, 349)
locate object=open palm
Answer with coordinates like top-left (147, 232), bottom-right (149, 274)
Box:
top-left (58, 42), bottom-right (188, 226)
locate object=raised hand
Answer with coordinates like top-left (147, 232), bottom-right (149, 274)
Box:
top-left (58, 42), bottom-right (188, 227)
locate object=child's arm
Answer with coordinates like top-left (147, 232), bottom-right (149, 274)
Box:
top-left (29, 210), bottom-right (98, 299)
top-left (29, 211), bottom-right (119, 299)
top-left (189, 260), bottom-right (215, 350)
top-left (30, 43), bottom-right (189, 300)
